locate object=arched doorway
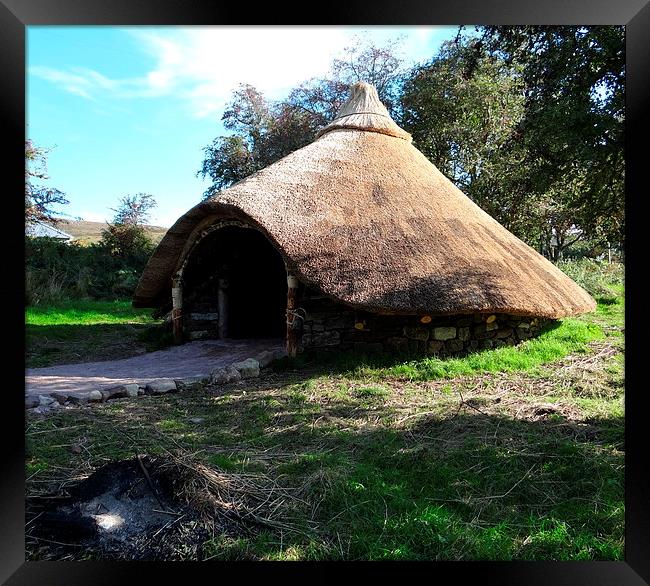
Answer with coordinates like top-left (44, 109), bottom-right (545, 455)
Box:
top-left (181, 224), bottom-right (287, 340)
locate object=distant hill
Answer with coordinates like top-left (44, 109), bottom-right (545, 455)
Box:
top-left (59, 220), bottom-right (168, 245)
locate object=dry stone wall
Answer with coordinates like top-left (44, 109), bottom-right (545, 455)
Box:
top-left (298, 294), bottom-right (550, 356)
top-left (182, 282), bottom-right (220, 340)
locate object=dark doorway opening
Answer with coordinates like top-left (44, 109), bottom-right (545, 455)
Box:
top-left (182, 225), bottom-right (287, 339)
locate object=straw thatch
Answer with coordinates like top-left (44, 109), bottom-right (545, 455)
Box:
top-left (134, 82), bottom-right (595, 319)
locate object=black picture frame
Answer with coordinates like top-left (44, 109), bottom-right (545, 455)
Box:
top-left (3, 1), bottom-right (648, 583)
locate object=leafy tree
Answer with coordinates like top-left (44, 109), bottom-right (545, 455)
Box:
top-left (477, 25), bottom-right (625, 257)
top-left (109, 193), bottom-right (157, 226)
top-left (400, 27), bottom-right (624, 259)
top-left (198, 37), bottom-right (406, 199)
top-left (101, 193), bottom-right (157, 261)
top-left (288, 35), bottom-right (405, 121)
top-left (197, 85), bottom-right (314, 196)
top-left (197, 27), bottom-right (623, 261)
top-left (25, 139), bottom-right (69, 225)
top-left (400, 38), bottom-right (535, 239)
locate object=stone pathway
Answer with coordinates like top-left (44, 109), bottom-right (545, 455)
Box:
top-left (26, 338), bottom-right (284, 398)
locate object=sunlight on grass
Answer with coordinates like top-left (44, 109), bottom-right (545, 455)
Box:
top-left (359, 319), bottom-right (603, 381)
top-left (26, 288), bottom-right (623, 561)
top-left (26, 299), bottom-right (156, 326)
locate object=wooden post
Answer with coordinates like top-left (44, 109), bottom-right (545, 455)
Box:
top-left (286, 273), bottom-right (300, 358)
top-left (171, 276), bottom-right (183, 344)
top-left (217, 278), bottom-right (229, 339)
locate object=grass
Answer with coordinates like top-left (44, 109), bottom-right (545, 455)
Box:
top-left (556, 259), bottom-right (623, 304)
top-left (25, 287), bottom-right (625, 561)
top-left (26, 298), bottom-right (165, 368)
top-left (270, 318), bottom-right (604, 385)
top-left (25, 260), bottom-right (624, 561)
top-left (26, 298), bottom-right (155, 326)
top-left (357, 319), bottom-right (603, 382)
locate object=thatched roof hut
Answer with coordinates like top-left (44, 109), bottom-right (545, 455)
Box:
top-left (135, 82), bottom-right (594, 323)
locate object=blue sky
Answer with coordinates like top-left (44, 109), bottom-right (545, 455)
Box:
top-left (27, 26), bottom-right (458, 227)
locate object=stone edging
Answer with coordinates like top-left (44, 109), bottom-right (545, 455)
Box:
top-left (26, 348), bottom-right (287, 415)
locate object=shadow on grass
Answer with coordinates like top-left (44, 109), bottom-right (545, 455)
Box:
top-left (26, 371), bottom-right (624, 561)
top-left (197, 383), bottom-right (623, 560)
top-left (26, 322), bottom-right (173, 368)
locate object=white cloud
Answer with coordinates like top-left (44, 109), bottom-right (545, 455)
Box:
top-left (129, 27), bottom-right (353, 117)
top-left (77, 210), bottom-right (109, 223)
top-left (29, 27), bottom-right (448, 118)
top-left (29, 66), bottom-right (98, 99)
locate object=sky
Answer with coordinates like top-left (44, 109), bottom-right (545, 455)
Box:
top-left (27, 26), bottom-right (458, 228)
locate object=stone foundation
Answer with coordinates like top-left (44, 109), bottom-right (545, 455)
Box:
top-left (298, 292), bottom-right (551, 357)
top-left (167, 280), bottom-right (551, 354)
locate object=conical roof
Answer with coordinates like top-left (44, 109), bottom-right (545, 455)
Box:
top-left (134, 83), bottom-right (595, 318)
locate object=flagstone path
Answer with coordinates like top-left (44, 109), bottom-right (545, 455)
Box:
top-left (26, 338), bottom-right (284, 397)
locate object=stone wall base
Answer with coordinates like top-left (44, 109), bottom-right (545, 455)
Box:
top-left (298, 295), bottom-right (551, 357)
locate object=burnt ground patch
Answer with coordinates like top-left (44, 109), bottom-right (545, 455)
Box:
top-left (26, 455), bottom-right (301, 561)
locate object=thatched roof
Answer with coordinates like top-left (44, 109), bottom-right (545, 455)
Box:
top-left (134, 82), bottom-right (595, 319)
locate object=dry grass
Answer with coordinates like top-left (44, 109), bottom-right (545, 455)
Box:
top-left (60, 220), bottom-right (167, 245)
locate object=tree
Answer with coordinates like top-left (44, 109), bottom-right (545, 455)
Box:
top-left (25, 139), bottom-right (69, 225)
top-left (197, 85), bottom-right (314, 197)
top-left (330, 36), bottom-right (405, 114)
top-left (400, 27), bottom-right (625, 259)
top-left (109, 193), bottom-right (157, 226)
top-left (400, 38), bottom-right (538, 240)
top-left (101, 193), bottom-right (157, 260)
top-left (477, 25), bottom-right (625, 257)
top-left (198, 37), bottom-right (406, 199)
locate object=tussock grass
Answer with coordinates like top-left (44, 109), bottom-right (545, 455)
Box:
top-left (557, 259), bottom-right (623, 303)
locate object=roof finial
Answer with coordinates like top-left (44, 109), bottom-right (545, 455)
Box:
top-left (316, 82), bottom-right (412, 141)
top-left (335, 81), bottom-right (391, 119)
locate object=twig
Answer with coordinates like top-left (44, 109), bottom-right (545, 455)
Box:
top-left (26, 469), bottom-right (42, 481)
top-left (151, 513), bottom-right (186, 540)
top-left (26, 535), bottom-right (84, 548)
top-left (478, 464), bottom-right (537, 501)
top-left (152, 508), bottom-right (183, 516)
top-left (395, 410), bottom-right (438, 426)
top-left (27, 424), bottom-right (87, 435)
top-left (25, 512), bottom-right (44, 528)
top-left (136, 454), bottom-right (169, 512)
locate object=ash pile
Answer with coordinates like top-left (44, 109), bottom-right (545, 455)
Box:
top-left (27, 456), bottom-right (227, 560)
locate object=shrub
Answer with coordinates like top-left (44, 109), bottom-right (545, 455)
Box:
top-left (25, 236), bottom-right (153, 304)
top-left (556, 259), bottom-right (624, 303)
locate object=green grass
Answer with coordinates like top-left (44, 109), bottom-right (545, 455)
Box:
top-left (27, 364), bottom-right (624, 561)
top-left (373, 319), bottom-right (603, 381)
top-left (26, 280), bottom-right (624, 561)
top-left (26, 298), bottom-right (155, 326)
top-left (26, 298), bottom-right (163, 368)
top-left (279, 318), bottom-right (604, 383)
top-left (556, 259), bottom-right (624, 304)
